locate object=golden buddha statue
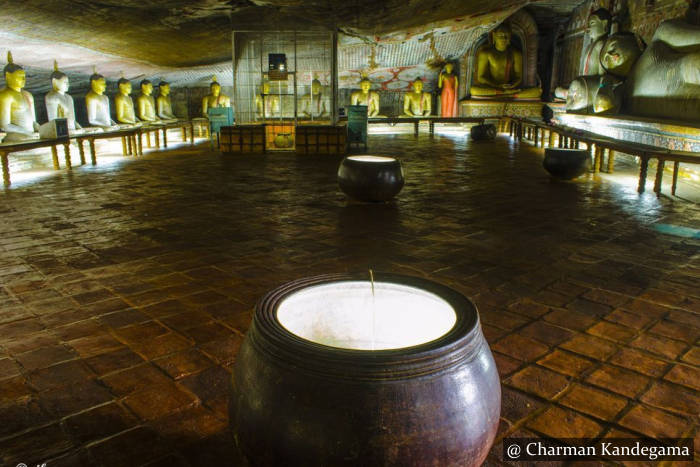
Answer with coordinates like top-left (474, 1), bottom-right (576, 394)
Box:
top-left (300, 79), bottom-right (328, 119)
top-left (403, 78), bottom-right (431, 117)
top-left (0, 52), bottom-right (40, 139)
top-left (202, 76), bottom-right (231, 117)
top-left (45, 60), bottom-right (81, 131)
top-left (255, 82), bottom-right (280, 119)
top-left (350, 77), bottom-right (380, 117)
top-left (136, 79), bottom-right (160, 123)
top-left (114, 76), bottom-right (138, 125)
top-left (156, 81), bottom-right (177, 121)
top-left (470, 23), bottom-right (542, 99)
top-left (85, 68), bottom-right (117, 129)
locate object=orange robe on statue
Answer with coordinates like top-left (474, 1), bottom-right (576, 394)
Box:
top-left (440, 74), bottom-right (458, 117)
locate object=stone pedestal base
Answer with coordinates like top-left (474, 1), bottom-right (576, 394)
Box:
top-left (460, 99), bottom-right (543, 118)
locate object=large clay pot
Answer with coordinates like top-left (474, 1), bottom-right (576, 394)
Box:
top-left (543, 148), bottom-right (591, 179)
top-left (470, 123), bottom-right (497, 141)
top-left (273, 133), bottom-right (294, 148)
top-left (337, 155), bottom-right (404, 202)
top-left (230, 273), bottom-right (501, 467)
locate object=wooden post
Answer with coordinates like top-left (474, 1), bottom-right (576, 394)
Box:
top-left (653, 159), bottom-right (665, 196)
top-left (190, 123), bottom-right (195, 144)
top-left (607, 150), bottom-right (615, 173)
top-left (414, 121), bottom-right (419, 137)
top-left (89, 139), bottom-right (97, 165)
top-left (593, 146), bottom-right (602, 173)
top-left (1, 152), bottom-right (9, 186)
top-left (548, 129), bottom-right (555, 147)
top-left (181, 126), bottom-right (187, 142)
top-left (155, 130), bottom-right (161, 148)
top-left (637, 155), bottom-right (649, 194)
top-left (138, 132), bottom-right (144, 155)
top-left (671, 161), bottom-right (680, 196)
top-left (51, 146), bottom-right (60, 170)
top-left (534, 127), bottom-right (539, 146)
top-left (588, 144), bottom-right (595, 172)
top-left (63, 142), bottom-right (72, 168)
top-left (78, 140), bottom-right (86, 163)
top-left (146, 131), bottom-right (151, 148)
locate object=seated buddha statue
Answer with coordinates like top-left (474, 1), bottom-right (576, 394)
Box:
top-left (156, 81), bottom-right (178, 121)
top-left (255, 82), bottom-right (280, 119)
top-left (403, 78), bottom-right (431, 117)
top-left (470, 23), bottom-right (542, 99)
top-left (45, 60), bottom-right (81, 131)
top-left (136, 79), bottom-right (161, 123)
top-left (0, 51), bottom-right (40, 140)
top-left (350, 77), bottom-right (381, 117)
top-left (300, 79), bottom-right (328, 119)
top-left (554, 8), bottom-right (612, 100)
top-left (114, 77), bottom-right (138, 125)
top-left (85, 69), bottom-right (117, 129)
top-left (202, 76), bottom-right (231, 117)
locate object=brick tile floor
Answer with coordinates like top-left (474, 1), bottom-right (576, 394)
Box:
top-left (0, 134), bottom-right (698, 465)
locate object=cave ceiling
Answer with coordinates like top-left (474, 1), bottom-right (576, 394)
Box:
top-left (0, 0), bottom-right (586, 67)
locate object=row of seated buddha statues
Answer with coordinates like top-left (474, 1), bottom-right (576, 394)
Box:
top-left (555, 7), bottom-right (700, 123)
top-left (347, 64), bottom-right (459, 119)
top-left (0, 54), bottom-right (182, 143)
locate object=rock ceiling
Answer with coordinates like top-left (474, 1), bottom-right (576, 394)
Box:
top-left (0, 0), bottom-right (586, 91)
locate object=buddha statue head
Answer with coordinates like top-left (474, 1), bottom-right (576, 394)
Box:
top-left (89, 69), bottom-right (107, 95)
top-left (587, 8), bottom-right (613, 42)
top-left (444, 63), bottom-right (454, 74)
top-left (140, 79), bottom-right (153, 96)
top-left (50, 60), bottom-right (69, 93)
top-left (117, 77), bottom-right (132, 95)
top-left (159, 81), bottom-right (170, 97)
top-left (600, 33), bottom-right (643, 78)
top-left (311, 79), bottom-right (321, 95)
top-left (412, 78), bottom-right (424, 93)
top-left (4, 51), bottom-right (26, 91)
top-left (490, 23), bottom-right (513, 52)
top-left (360, 77), bottom-right (372, 94)
top-left (210, 76), bottom-right (221, 97)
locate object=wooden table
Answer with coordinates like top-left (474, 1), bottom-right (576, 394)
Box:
top-left (0, 137), bottom-right (71, 186)
top-left (74, 127), bottom-right (141, 166)
top-left (137, 120), bottom-right (196, 152)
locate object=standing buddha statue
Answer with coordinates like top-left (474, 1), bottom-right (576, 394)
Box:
top-left (438, 63), bottom-right (458, 117)
top-left (45, 60), bottom-right (81, 131)
top-left (470, 23), bottom-right (542, 99)
top-left (202, 75), bottom-right (231, 117)
top-left (350, 76), bottom-right (380, 117)
top-left (403, 78), bottom-right (431, 116)
top-left (0, 51), bottom-right (40, 139)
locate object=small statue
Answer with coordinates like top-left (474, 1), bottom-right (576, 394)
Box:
top-left (114, 75), bottom-right (138, 125)
top-left (85, 67), bottom-right (117, 129)
top-left (438, 63), bottom-right (458, 117)
top-left (202, 75), bottom-right (231, 117)
top-left (136, 79), bottom-right (160, 123)
top-left (0, 51), bottom-right (39, 139)
top-left (555, 8), bottom-right (612, 100)
top-left (255, 82), bottom-right (280, 119)
top-left (403, 78), bottom-right (431, 117)
top-left (300, 79), bottom-right (328, 119)
top-left (470, 23), bottom-right (542, 99)
top-left (156, 81), bottom-right (177, 121)
top-left (350, 76), bottom-right (380, 117)
top-left (45, 60), bottom-right (81, 131)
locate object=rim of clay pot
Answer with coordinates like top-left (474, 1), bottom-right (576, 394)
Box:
top-left (248, 272), bottom-right (484, 380)
top-left (346, 155), bottom-right (397, 163)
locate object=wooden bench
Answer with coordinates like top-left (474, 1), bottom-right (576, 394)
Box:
top-left (503, 116), bottom-right (700, 196)
top-left (0, 137), bottom-right (72, 186)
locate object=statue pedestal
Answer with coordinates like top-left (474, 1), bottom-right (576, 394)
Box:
top-left (460, 99), bottom-right (543, 119)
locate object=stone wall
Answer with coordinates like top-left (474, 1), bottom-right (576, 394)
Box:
top-left (552, 0), bottom-right (698, 89)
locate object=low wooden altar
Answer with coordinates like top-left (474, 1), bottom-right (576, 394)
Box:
top-left (460, 99), bottom-right (543, 119)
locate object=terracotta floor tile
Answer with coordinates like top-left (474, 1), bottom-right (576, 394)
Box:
top-left (67, 333), bottom-right (124, 358)
top-left (640, 381), bottom-right (700, 417)
top-left (87, 426), bottom-right (170, 467)
top-left (680, 347), bottom-right (700, 366)
top-left (179, 366), bottom-right (231, 403)
top-left (506, 365), bottom-right (570, 399)
top-left (500, 386), bottom-right (546, 424)
top-left (618, 404), bottom-right (691, 438)
top-left (492, 334), bottom-right (550, 361)
top-left (560, 333), bottom-right (618, 360)
top-left (62, 401), bottom-right (138, 444)
top-left (604, 309), bottom-right (655, 330)
top-left (27, 360), bottom-right (95, 391)
top-left (629, 333), bottom-right (688, 360)
top-left (100, 363), bottom-right (173, 396)
top-left (123, 383), bottom-right (198, 421)
top-left (582, 289), bottom-right (631, 308)
top-left (609, 348), bottom-right (670, 378)
top-left (0, 423), bottom-right (74, 466)
top-left (587, 321), bottom-right (637, 343)
top-left (520, 321), bottom-right (575, 346)
top-left (559, 384), bottom-right (629, 420)
top-left (586, 364), bottom-right (651, 398)
top-left (543, 308), bottom-right (596, 331)
top-left (527, 406), bottom-right (603, 439)
top-left (15, 344), bottom-right (77, 370)
top-left (493, 352), bottom-right (522, 378)
top-left (537, 349), bottom-right (595, 377)
top-left (84, 347), bottom-right (145, 376)
top-left (648, 320), bottom-right (699, 344)
top-left (154, 348), bottom-right (215, 379)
